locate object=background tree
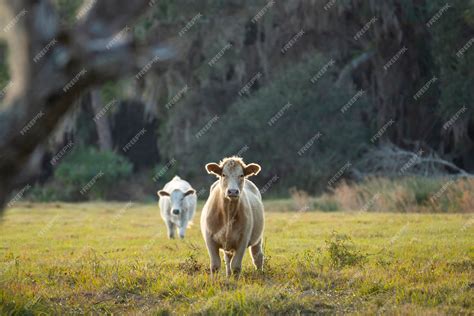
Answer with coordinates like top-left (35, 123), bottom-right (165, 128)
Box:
top-left (0, 0), bottom-right (173, 212)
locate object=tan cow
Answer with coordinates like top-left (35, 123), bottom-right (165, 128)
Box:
top-left (201, 157), bottom-right (264, 277)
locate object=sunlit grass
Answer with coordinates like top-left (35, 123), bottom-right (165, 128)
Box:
top-left (0, 202), bottom-right (472, 314)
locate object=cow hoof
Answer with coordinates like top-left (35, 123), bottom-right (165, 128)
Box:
top-left (231, 268), bottom-right (241, 278)
top-left (210, 264), bottom-right (220, 276)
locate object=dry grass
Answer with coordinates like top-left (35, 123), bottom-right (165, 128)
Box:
top-left (315, 177), bottom-right (474, 213)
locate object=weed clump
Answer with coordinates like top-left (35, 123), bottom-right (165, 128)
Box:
top-left (326, 231), bottom-right (366, 268)
top-left (178, 253), bottom-right (203, 275)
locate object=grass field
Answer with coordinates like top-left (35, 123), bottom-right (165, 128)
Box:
top-left (0, 202), bottom-right (472, 315)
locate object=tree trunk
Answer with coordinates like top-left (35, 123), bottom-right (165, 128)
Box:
top-left (0, 0), bottom-right (174, 213)
top-left (90, 89), bottom-right (113, 151)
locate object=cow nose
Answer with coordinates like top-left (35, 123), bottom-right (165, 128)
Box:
top-left (172, 209), bottom-right (180, 215)
top-left (227, 189), bottom-right (239, 196)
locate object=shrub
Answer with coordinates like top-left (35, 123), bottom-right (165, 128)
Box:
top-left (53, 146), bottom-right (133, 200)
top-left (326, 231), bottom-right (366, 268)
top-left (318, 177), bottom-right (474, 212)
top-left (182, 54), bottom-right (371, 194)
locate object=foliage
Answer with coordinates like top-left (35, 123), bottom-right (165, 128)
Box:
top-left (51, 0), bottom-right (84, 25)
top-left (428, 0), bottom-right (474, 120)
top-left (53, 147), bottom-right (133, 200)
top-left (326, 231), bottom-right (366, 268)
top-left (0, 42), bottom-right (9, 89)
top-left (183, 54), bottom-right (371, 193)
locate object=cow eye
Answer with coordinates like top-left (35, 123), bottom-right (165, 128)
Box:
top-left (239, 175), bottom-right (244, 178)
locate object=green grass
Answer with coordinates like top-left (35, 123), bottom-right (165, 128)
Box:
top-left (0, 202), bottom-right (472, 315)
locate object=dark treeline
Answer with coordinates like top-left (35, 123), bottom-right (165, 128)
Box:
top-left (1, 0), bottom-right (472, 200)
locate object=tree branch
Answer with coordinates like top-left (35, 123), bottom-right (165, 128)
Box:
top-left (0, 0), bottom-right (175, 212)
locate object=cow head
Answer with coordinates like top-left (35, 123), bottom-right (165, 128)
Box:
top-left (206, 157), bottom-right (261, 200)
top-left (157, 188), bottom-right (195, 216)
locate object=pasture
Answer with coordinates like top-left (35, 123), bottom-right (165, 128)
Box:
top-left (0, 202), bottom-right (472, 315)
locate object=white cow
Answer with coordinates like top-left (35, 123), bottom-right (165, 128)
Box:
top-left (157, 176), bottom-right (196, 239)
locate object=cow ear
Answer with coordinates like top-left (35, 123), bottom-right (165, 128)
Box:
top-left (158, 190), bottom-right (170, 197)
top-left (184, 189), bottom-right (196, 196)
top-left (206, 163), bottom-right (222, 177)
top-left (244, 163), bottom-right (261, 177)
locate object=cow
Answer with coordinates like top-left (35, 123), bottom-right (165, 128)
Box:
top-left (201, 157), bottom-right (264, 278)
top-left (157, 176), bottom-right (196, 239)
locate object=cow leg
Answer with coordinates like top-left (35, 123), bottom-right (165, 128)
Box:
top-left (250, 239), bottom-right (264, 271)
top-left (205, 235), bottom-right (221, 276)
top-left (178, 225), bottom-right (186, 239)
top-left (224, 251), bottom-right (233, 277)
top-left (165, 220), bottom-right (176, 239)
top-left (178, 219), bottom-right (187, 239)
top-left (230, 244), bottom-right (247, 278)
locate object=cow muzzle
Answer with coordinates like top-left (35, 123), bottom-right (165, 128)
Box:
top-left (226, 189), bottom-right (240, 199)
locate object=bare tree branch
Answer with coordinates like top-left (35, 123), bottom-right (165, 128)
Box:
top-left (357, 143), bottom-right (474, 179)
